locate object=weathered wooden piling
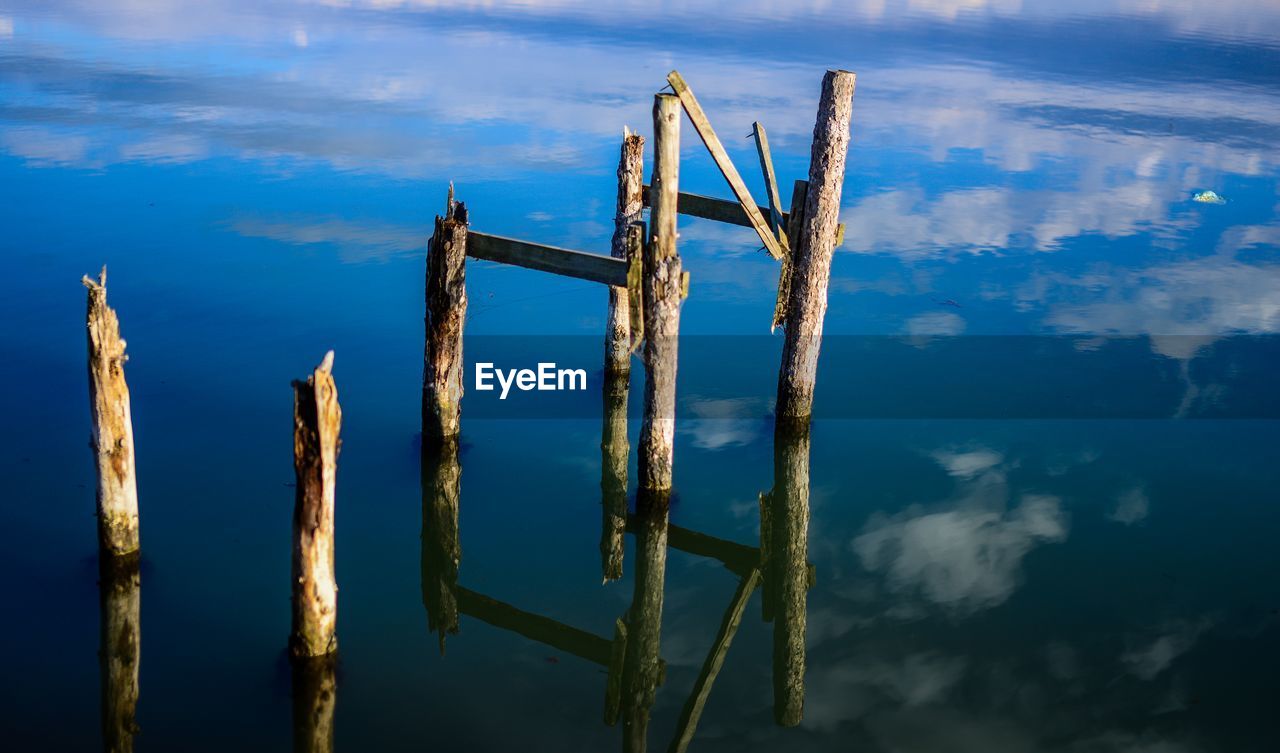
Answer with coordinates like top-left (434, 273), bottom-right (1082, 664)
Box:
top-left (423, 199), bottom-right (469, 444)
top-left (620, 493), bottom-right (670, 753)
top-left (762, 420), bottom-right (812, 727)
top-left (82, 269), bottom-right (140, 556)
top-left (600, 369), bottom-right (630, 582)
top-left (639, 93), bottom-right (684, 493)
top-left (607, 129), bottom-right (645, 375)
top-left (98, 553), bottom-right (140, 753)
top-left (421, 437), bottom-right (462, 652)
top-left (775, 70), bottom-right (856, 420)
top-left (291, 655), bottom-right (336, 753)
top-left (291, 351), bottom-right (341, 658)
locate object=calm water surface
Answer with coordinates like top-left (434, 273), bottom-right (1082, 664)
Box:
top-left (2, 1), bottom-right (1278, 751)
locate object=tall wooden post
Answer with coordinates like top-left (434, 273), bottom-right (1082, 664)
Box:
top-left (423, 199), bottom-right (469, 445)
top-left (775, 70), bottom-right (856, 420)
top-left (291, 351), bottom-right (341, 658)
top-left (82, 269), bottom-right (140, 556)
top-left (639, 93), bottom-right (683, 494)
top-left (763, 420), bottom-right (812, 727)
top-left (620, 494), bottom-right (670, 753)
top-left (291, 655), bottom-right (336, 753)
top-left (421, 437), bottom-right (462, 652)
top-left (599, 369), bottom-right (629, 582)
top-left (607, 130), bottom-right (645, 375)
top-left (99, 554), bottom-right (140, 753)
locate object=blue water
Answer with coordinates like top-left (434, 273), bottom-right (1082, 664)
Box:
top-left (2, 1), bottom-right (1278, 751)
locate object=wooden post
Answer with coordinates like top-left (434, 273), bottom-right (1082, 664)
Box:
top-left (639, 93), bottom-right (684, 493)
top-left (600, 369), bottom-right (629, 582)
top-left (423, 199), bottom-right (469, 445)
top-left (763, 420), bottom-right (812, 726)
top-left (608, 129), bottom-right (645, 375)
top-left (291, 351), bottom-right (341, 659)
top-left (82, 268), bottom-right (140, 556)
top-left (291, 655), bottom-right (336, 753)
top-left (421, 437), bottom-right (462, 652)
top-left (620, 493), bottom-right (670, 753)
top-left (775, 70), bottom-right (856, 420)
top-left (771, 180), bottom-right (809, 332)
top-left (99, 553), bottom-right (140, 753)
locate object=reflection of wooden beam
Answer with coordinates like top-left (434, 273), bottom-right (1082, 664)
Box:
top-left (667, 568), bottom-right (760, 753)
top-left (626, 516), bottom-right (815, 582)
top-left (666, 71), bottom-right (784, 260)
top-left (457, 587), bottom-right (613, 666)
top-left (467, 231), bottom-right (628, 287)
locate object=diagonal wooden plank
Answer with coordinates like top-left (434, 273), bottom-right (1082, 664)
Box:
top-left (666, 568), bottom-right (761, 753)
top-left (467, 231), bottom-right (628, 287)
top-left (752, 122), bottom-right (790, 255)
top-left (666, 71), bottom-right (784, 260)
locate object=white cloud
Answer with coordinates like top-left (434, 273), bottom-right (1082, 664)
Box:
top-left (1108, 487), bottom-right (1149, 525)
top-left (1122, 618), bottom-right (1215, 680)
top-left (932, 448), bottom-right (1003, 479)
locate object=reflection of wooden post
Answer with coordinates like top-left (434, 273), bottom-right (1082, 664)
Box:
top-left (764, 420), bottom-right (811, 727)
top-left (291, 352), bottom-right (341, 659)
top-left (82, 269), bottom-right (140, 556)
top-left (291, 655), bottom-right (336, 753)
top-left (607, 130), bottom-right (645, 375)
top-left (423, 199), bottom-right (469, 446)
top-left (421, 437), bottom-right (462, 652)
top-left (639, 93), bottom-right (683, 494)
top-left (621, 492), bottom-right (670, 753)
top-left (600, 370), bottom-right (630, 582)
top-left (776, 70), bottom-right (856, 421)
top-left (99, 554), bottom-right (140, 753)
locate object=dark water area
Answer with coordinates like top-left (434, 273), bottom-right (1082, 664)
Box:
top-left (2, 1), bottom-right (1278, 751)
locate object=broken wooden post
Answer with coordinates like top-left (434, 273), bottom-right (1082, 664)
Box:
top-left (423, 199), bottom-right (469, 445)
top-left (639, 93), bottom-right (684, 494)
top-left (291, 351), bottom-right (341, 659)
top-left (608, 129), bottom-right (645, 375)
top-left (620, 494), bottom-right (670, 753)
top-left (763, 420), bottom-right (812, 727)
top-left (99, 553), bottom-right (140, 753)
top-left (291, 654), bottom-right (336, 753)
top-left (775, 70), bottom-right (856, 420)
top-left (600, 369), bottom-right (630, 582)
top-left (421, 437), bottom-right (462, 652)
top-left (82, 268), bottom-right (140, 556)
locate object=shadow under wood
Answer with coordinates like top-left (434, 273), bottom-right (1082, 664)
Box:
top-left (99, 551), bottom-right (140, 753)
top-left (421, 437), bottom-right (462, 654)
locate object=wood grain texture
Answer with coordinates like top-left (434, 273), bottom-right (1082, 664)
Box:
top-left (641, 185), bottom-right (784, 230)
top-left (776, 70), bottom-right (856, 420)
top-left (82, 269), bottom-right (140, 556)
top-left (608, 132), bottom-right (645, 374)
top-left (291, 351), bottom-right (341, 658)
top-left (467, 232), bottom-right (627, 287)
top-left (752, 121), bottom-right (790, 254)
top-left (423, 206), bottom-right (469, 442)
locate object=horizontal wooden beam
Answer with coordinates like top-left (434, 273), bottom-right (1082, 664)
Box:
top-left (467, 231), bottom-right (628, 287)
top-left (642, 185), bottom-right (787, 234)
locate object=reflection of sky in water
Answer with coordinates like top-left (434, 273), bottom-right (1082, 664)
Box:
top-left (2, 2), bottom-right (1279, 751)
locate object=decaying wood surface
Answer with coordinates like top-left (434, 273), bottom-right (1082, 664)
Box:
top-left (765, 419), bottom-right (812, 727)
top-left (291, 351), bottom-right (341, 658)
top-left (423, 202), bottom-right (469, 444)
top-left (99, 553), bottom-right (140, 753)
top-left (621, 491), bottom-right (671, 753)
top-left (291, 654), bottom-right (336, 753)
top-left (82, 269), bottom-right (140, 556)
top-left (666, 71), bottom-right (784, 260)
top-left (752, 122), bottom-right (790, 254)
top-left (772, 180), bottom-right (809, 332)
top-left (421, 437), bottom-right (461, 653)
top-left (467, 231), bottom-right (627, 287)
top-left (776, 70), bottom-right (856, 420)
top-left (639, 93), bottom-right (684, 493)
top-left (625, 223), bottom-right (646, 353)
top-left (608, 129), bottom-right (645, 374)
top-left (600, 370), bottom-right (630, 582)
top-left (640, 185), bottom-right (784, 230)
top-left (668, 567), bottom-right (760, 753)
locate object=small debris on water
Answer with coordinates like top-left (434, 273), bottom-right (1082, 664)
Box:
top-left (545, 656), bottom-right (559, 664)
top-left (1192, 190), bottom-right (1226, 204)
top-left (932, 298), bottom-right (962, 308)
